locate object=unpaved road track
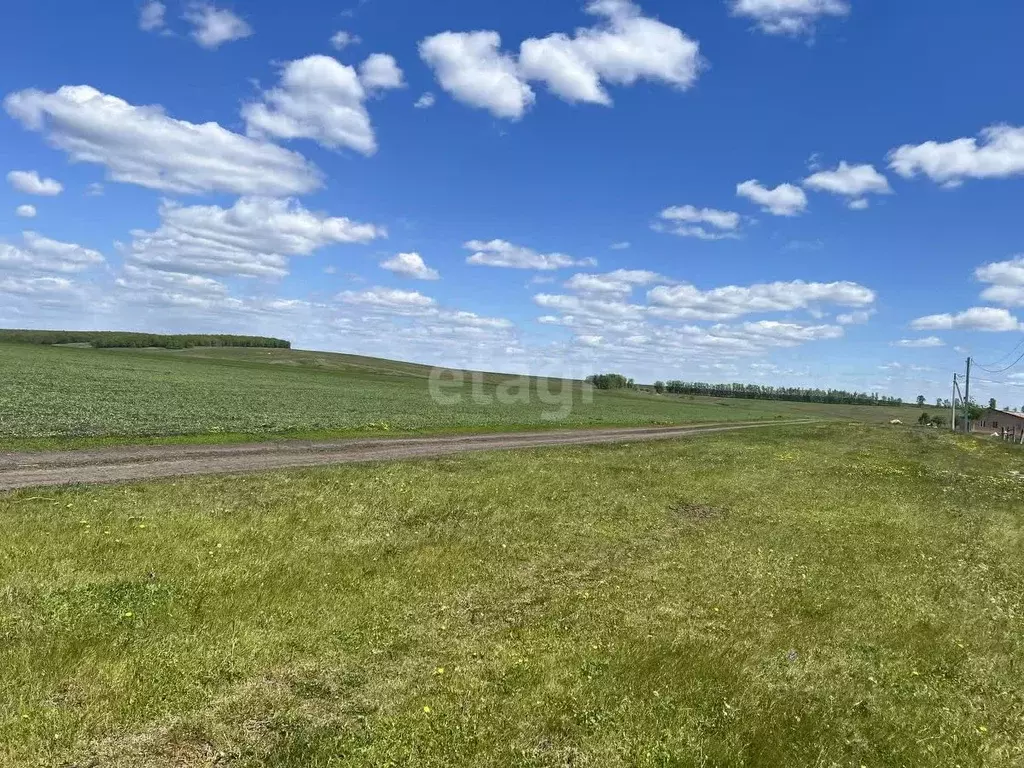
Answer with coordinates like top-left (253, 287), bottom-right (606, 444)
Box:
top-left (0, 420), bottom-right (814, 491)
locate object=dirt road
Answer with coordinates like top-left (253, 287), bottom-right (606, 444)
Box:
top-left (0, 420), bottom-right (814, 491)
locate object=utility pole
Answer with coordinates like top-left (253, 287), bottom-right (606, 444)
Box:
top-left (964, 357), bottom-right (972, 434)
top-left (951, 374), bottom-right (957, 431)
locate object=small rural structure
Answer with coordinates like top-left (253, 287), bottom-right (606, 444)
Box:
top-left (974, 408), bottom-right (1024, 442)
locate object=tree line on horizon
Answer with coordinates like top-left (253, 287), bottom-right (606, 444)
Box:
top-left (0, 329), bottom-right (291, 350)
top-left (589, 373), bottom-right (906, 406)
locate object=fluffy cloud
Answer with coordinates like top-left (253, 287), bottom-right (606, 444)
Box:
top-left (414, 92), bottom-right (436, 109)
top-left (359, 53), bottom-right (406, 90)
top-left (836, 309), bottom-right (875, 325)
top-left (340, 288), bottom-right (514, 333)
top-left (0, 275), bottom-right (84, 304)
top-left (518, 0), bottom-right (702, 105)
top-left (139, 0), bottom-right (166, 31)
top-left (724, 320), bottom-right (843, 344)
top-left (16, 205), bottom-right (37, 218)
top-left (911, 307), bottom-right (1022, 333)
top-left (127, 197), bottom-right (384, 280)
top-left (730, 0), bottom-right (850, 36)
top-left (564, 269), bottom-right (663, 295)
top-left (340, 287), bottom-right (437, 311)
top-left (330, 30), bottom-right (361, 50)
top-left (243, 54), bottom-right (403, 156)
top-left (5, 85), bottom-right (320, 196)
top-left (184, 3), bottom-right (252, 49)
top-left (893, 337), bottom-right (945, 348)
top-left (889, 125), bottom-right (1024, 187)
top-left (7, 170), bottom-right (63, 196)
top-left (0, 231), bottom-right (105, 274)
top-left (803, 162), bottom-right (892, 209)
top-left (465, 239), bottom-right (594, 270)
top-left (380, 252), bottom-right (440, 280)
top-left (656, 204), bottom-right (741, 239)
top-left (976, 256), bottom-right (1024, 306)
top-left (648, 279), bottom-right (874, 321)
top-left (535, 292), bottom-right (645, 320)
top-left (419, 32), bottom-right (535, 120)
top-left (116, 264), bottom-right (228, 301)
top-left (736, 179), bottom-right (808, 216)
top-left (420, 0), bottom-right (701, 119)
top-left (549, 314), bottom-right (846, 359)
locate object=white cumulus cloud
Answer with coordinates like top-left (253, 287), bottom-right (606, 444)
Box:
top-left (359, 53), bottom-right (405, 90)
top-left (465, 239), bottom-right (595, 270)
top-left (0, 231), bottom-right (105, 274)
top-left (911, 307), bottom-right (1022, 333)
top-left (243, 54), bottom-right (402, 156)
top-left (127, 197), bottom-right (384, 280)
top-left (648, 279), bottom-right (874, 321)
top-left (565, 269), bottom-right (664, 295)
top-left (340, 287), bottom-right (438, 311)
top-left (419, 31), bottom-right (535, 120)
top-left (7, 170), bottom-right (63, 196)
top-left (420, 0), bottom-right (701, 120)
top-left (736, 179), bottom-right (808, 216)
top-left (803, 161), bottom-right (891, 209)
top-left (656, 204), bottom-right (741, 239)
top-left (380, 252), bottom-right (440, 280)
top-left (414, 92), bottom-right (436, 109)
top-left (16, 205), bottom-right (36, 218)
top-left (889, 125), bottom-right (1024, 187)
top-left (836, 309), bottom-right (874, 325)
top-left (139, 0), bottom-right (166, 32)
top-left (184, 3), bottom-right (252, 49)
top-left (5, 85), bottom-right (320, 196)
top-left (730, 0), bottom-right (850, 36)
top-left (330, 30), bottom-right (361, 50)
top-left (975, 255), bottom-right (1024, 306)
top-left (893, 337), bottom-right (945, 348)
top-left (518, 0), bottom-right (702, 105)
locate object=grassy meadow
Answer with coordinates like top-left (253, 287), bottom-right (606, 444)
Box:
top-left (1, 342), bottom-right (923, 450)
top-left (2, 424), bottom-right (1023, 766)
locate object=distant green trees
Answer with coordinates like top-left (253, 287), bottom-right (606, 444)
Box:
top-left (653, 381), bottom-right (666, 394)
top-left (660, 381), bottom-right (904, 407)
top-left (989, 398), bottom-right (998, 410)
top-left (917, 395), bottom-right (926, 407)
top-left (586, 373), bottom-right (635, 390)
top-left (0, 329), bottom-right (290, 350)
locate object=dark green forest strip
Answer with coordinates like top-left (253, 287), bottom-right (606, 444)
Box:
top-left (0, 329), bottom-right (289, 349)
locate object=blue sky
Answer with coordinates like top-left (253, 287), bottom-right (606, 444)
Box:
top-left (3, 0), bottom-right (1024, 405)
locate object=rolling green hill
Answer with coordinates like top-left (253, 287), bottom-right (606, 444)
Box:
top-left (1, 342), bottom-right (925, 450)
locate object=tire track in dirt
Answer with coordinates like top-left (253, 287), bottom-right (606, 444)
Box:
top-left (0, 420), bottom-right (816, 490)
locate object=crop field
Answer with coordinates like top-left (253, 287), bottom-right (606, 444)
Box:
top-left (2, 424), bottom-right (1023, 766)
top-left (1, 343), bottom-right (923, 450)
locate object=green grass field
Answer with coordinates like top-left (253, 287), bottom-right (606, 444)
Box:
top-left (1, 343), bottom-right (924, 450)
top-left (2, 424), bottom-right (1023, 766)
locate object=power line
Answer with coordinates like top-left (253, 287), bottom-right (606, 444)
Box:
top-left (976, 337), bottom-right (1024, 371)
top-left (974, 348), bottom-right (1024, 375)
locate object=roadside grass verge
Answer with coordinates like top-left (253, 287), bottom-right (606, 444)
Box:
top-left (2, 424), bottom-right (1023, 766)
